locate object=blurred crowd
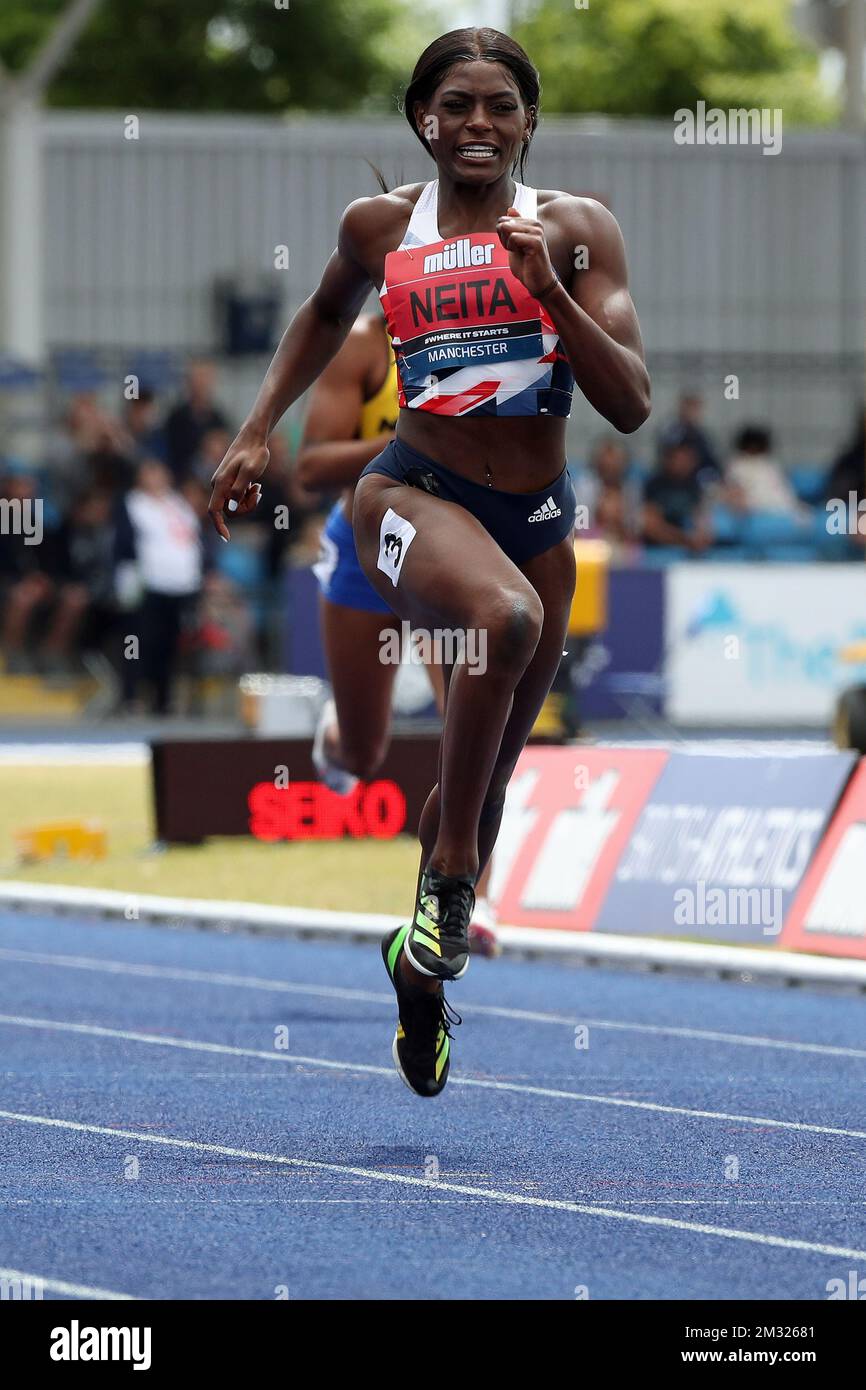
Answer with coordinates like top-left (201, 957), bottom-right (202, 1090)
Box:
top-left (0, 361), bottom-right (323, 713)
top-left (573, 394), bottom-right (866, 565)
top-left (1, 370), bottom-right (863, 716)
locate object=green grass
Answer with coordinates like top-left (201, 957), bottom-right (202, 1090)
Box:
top-left (0, 765), bottom-right (419, 915)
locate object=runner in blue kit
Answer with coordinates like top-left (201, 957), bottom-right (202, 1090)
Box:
top-left (209, 27), bottom-right (649, 1097)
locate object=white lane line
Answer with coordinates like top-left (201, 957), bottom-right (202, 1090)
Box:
top-left (0, 744), bottom-right (147, 766)
top-left (1, 1108), bottom-right (864, 1262)
top-left (0, 1265), bottom-right (135, 1300)
top-left (9, 1197), bottom-right (865, 1208)
top-left (1, 945), bottom-right (861, 1061)
top-left (1, 1012), bottom-right (864, 1141)
top-left (473, 1009), bottom-right (866, 1059)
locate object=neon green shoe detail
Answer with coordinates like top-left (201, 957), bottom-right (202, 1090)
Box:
top-left (381, 924), bottom-right (461, 1099)
top-left (386, 923), bottom-right (410, 980)
top-left (412, 924), bottom-right (442, 957)
top-left (435, 1031), bottom-right (450, 1081)
top-left (415, 908), bottom-right (440, 936)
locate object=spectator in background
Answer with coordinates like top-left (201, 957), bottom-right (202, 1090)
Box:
top-left (186, 429), bottom-right (293, 665)
top-left (87, 417), bottom-right (139, 498)
top-left (723, 425), bottom-right (808, 519)
top-left (116, 459), bottom-right (206, 714)
top-left (180, 476), bottom-right (257, 672)
top-left (575, 435), bottom-right (640, 548)
top-left (191, 426), bottom-right (234, 491)
top-left (123, 388), bottom-right (168, 465)
top-left (0, 471), bottom-right (89, 674)
top-left (641, 440), bottom-right (712, 553)
top-left (190, 430), bottom-right (297, 666)
top-left (45, 392), bottom-right (135, 511)
top-left (281, 433), bottom-right (341, 568)
top-left (164, 360), bottom-right (231, 484)
top-left (657, 394), bottom-right (721, 483)
top-left (47, 393), bottom-right (108, 467)
top-left (235, 431), bottom-right (296, 576)
top-left (190, 571), bottom-right (257, 679)
top-left (52, 489), bottom-right (119, 661)
top-left (824, 406), bottom-right (865, 508)
top-left (180, 475), bottom-right (222, 572)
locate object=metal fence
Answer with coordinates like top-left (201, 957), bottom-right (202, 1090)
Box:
top-left (40, 112), bottom-right (866, 464)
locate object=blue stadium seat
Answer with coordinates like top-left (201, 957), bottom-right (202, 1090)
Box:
top-left (812, 505), bottom-right (862, 559)
top-left (640, 546), bottom-right (688, 566)
top-left (705, 546), bottom-right (751, 563)
top-left (740, 511), bottom-right (813, 553)
top-left (764, 544), bottom-right (821, 562)
top-left (707, 503), bottom-right (743, 545)
top-left (0, 356), bottom-right (42, 390)
top-left (124, 351), bottom-right (184, 393)
top-left (789, 467), bottom-right (825, 506)
top-left (50, 349), bottom-right (109, 393)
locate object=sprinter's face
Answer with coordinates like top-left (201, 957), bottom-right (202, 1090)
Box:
top-left (415, 60), bottom-right (532, 183)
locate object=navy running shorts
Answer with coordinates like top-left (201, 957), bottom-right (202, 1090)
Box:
top-left (359, 436), bottom-right (576, 568)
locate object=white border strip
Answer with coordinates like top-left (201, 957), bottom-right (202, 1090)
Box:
top-left (1, 879), bottom-right (865, 989)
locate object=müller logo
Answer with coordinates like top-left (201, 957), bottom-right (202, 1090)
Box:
top-left (423, 238), bottom-right (496, 275)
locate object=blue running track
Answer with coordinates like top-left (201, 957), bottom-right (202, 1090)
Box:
top-left (1, 909), bottom-right (864, 1300)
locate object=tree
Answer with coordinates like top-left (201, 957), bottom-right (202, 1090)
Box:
top-left (0, 0), bottom-right (418, 112)
top-left (513, 0), bottom-right (835, 125)
top-left (0, 0), bottom-right (838, 123)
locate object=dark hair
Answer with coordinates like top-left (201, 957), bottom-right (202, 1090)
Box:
top-left (366, 159), bottom-right (391, 195)
top-left (735, 425), bottom-right (772, 454)
top-left (402, 28), bottom-right (540, 181)
top-left (661, 432), bottom-right (697, 466)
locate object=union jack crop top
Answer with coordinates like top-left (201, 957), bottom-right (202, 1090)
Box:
top-left (379, 180), bottom-right (575, 418)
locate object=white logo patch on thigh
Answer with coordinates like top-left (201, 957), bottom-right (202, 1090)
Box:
top-left (377, 507), bottom-right (417, 588)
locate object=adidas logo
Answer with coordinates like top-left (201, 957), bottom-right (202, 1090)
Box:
top-left (528, 496), bottom-right (562, 523)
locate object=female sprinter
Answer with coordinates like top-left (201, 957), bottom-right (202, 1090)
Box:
top-left (297, 310), bottom-right (499, 954)
top-left (209, 28), bottom-right (649, 1099)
